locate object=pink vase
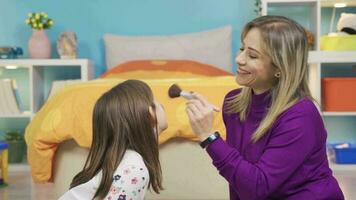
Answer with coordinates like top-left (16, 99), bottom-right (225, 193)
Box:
top-left (28, 29), bottom-right (51, 59)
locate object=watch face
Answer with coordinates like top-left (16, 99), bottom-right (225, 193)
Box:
top-left (200, 132), bottom-right (220, 148)
top-left (208, 135), bottom-right (217, 141)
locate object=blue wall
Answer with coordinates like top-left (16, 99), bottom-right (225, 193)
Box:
top-left (1, 1), bottom-right (355, 76)
top-left (1, 1), bottom-right (356, 143)
top-left (0, 0), bottom-right (257, 76)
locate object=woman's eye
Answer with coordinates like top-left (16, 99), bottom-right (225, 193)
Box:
top-left (249, 54), bottom-right (257, 59)
top-left (239, 48), bottom-right (244, 52)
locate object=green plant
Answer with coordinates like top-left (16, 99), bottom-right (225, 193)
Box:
top-left (3, 131), bottom-right (25, 163)
top-left (255, 0), bottom-right (262, 16)
top-left (25, 12), bottom-right (54, 30)
top-left (4, 131), bottom-right (24, 141)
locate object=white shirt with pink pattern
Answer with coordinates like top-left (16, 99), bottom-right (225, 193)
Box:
top-left (59, 150), bottom-right (149, 200)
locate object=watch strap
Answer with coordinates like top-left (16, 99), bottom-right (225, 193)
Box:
top-left (200, 131), bottom-right (220, 149)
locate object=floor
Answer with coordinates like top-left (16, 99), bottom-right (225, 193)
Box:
top-left (0, 164), bottom-right (54, 200)
top-left (0, 164), bottom-right (356, 199)
top-left (334, 171), bottom-right (356, 199)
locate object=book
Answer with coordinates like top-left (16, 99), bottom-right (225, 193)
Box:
top-left (0, 79), bottom-right (21, 115)
top-left (47, 79), bottom-right (81, 100)
top-left (0, 81), bottom-right (9, 114)
top-left (11, 80), bottom-right (24, 112)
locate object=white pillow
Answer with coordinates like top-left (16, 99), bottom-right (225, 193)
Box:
top-left (103, 26), bottom-right (232, 72)
top-left (337, 13), bottom-right (356, 32)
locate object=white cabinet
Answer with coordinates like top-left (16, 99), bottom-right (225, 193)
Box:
top-left (262, 0), bottom-right (320, 50)
top-left (321, 0), bottom-right (356, 7)
top-left (0, 59), bottom-right (94, 120)
top-left (262, 0), bottom-right (356, 172)
top-left (308, 51), bottom-right (356, 113)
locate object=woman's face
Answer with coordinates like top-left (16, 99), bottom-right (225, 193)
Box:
top-left (152, 100), bottom-right (168, 134)
top-left (235, 28), bottom-right (279, 94)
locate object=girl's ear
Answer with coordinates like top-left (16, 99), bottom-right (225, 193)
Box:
top-left (149, 106), bottom-right (155, 118)
top-left (149, 106), bottom-right (158, 134)
top-left (149, 106), bottom-right (157, 124)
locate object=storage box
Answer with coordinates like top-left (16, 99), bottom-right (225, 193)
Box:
top-left (321, 35), bottom-right (356, 51)
top-left (322, 78), bottom-right (356, 111)
top-left (0, 142), bottom-right (9, 186)
top-left (333, 143), bottom-right (356, 164)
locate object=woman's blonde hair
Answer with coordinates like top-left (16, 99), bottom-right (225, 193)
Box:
top-left (226, 16), bottom-right (313, 142)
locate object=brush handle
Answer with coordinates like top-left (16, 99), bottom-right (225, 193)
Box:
top-left (180, 91), bottom-right (194, 100)
top-left (182, 91), bottom-right (220, 112)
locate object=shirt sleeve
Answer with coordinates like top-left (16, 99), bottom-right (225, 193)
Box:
top-left (207, 108), bottom-right (319, 200)
top-left (105, 162), bottom-right (149, 200)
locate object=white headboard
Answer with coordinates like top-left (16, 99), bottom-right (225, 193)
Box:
top-left (103, 26), bottom-right (233, 73)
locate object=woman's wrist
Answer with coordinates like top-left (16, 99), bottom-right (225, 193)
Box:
top-left (199, 131), bottom-right (220, 149)
top-left (198, 129), bottom-right (215, 142)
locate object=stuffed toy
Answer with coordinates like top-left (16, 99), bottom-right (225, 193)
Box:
top-left (337, 13), bottom-right (356, 34)
top-left (329, 12), bottom-right (356, 36)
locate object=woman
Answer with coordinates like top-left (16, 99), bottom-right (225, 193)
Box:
top-left (186, 16), bottom-right (344, 200)
top-left (60, 80), bottom-right (167, 200)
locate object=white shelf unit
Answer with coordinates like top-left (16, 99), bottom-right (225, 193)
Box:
top-left (0, 59), bottom-right (94, 118)
top-left (308, 51), bottom-right (356, 117)
top-left (262, 0), bottom-right (320, 50)
top-left (307, 52), bottom-right (356, 173)
top-left (0, 113), bottom-right (34, 118)
top-left (262, 1), bottom-right (356, 172)
top-left (323, 112), bottom-right (356, 116)
top-left (320, 0), bottom-right (356, 7)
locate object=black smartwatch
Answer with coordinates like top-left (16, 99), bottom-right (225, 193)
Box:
top-left (200, 131), bottom-right (220, 149)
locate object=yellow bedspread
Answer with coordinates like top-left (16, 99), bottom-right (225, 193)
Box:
top-left (25, 76), bottom-right (238, 182)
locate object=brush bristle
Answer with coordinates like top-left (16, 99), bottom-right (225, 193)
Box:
top-left (168, 84), bottom-right (182, 98)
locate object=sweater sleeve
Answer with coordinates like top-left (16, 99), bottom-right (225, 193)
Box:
top-left (104, 162), bottom-right (149, 200)
top-left (207, 107), bottom-right (318, 200)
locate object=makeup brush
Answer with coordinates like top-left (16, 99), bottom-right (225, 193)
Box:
top-left (168, 84), bottom-right (194, 100)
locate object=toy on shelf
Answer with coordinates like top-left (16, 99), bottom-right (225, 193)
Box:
top-left (0, 47), bottom-right (23, 59)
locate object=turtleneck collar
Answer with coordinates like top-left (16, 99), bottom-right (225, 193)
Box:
top-left (251, 89), bottom-right (272, 110)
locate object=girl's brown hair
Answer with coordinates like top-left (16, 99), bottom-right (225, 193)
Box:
top-left (70, 79), bottom-right (163, 199)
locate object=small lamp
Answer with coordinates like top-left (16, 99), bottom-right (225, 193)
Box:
top-left (329, 2), bottom-right (347, 33)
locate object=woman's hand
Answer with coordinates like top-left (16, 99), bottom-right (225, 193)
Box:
top-left (185, 93), bottom-right (220, 141)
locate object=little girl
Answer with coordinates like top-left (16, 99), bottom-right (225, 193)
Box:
top-left (59, 79), bottom-right (167, 200)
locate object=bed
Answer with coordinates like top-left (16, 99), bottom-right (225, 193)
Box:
top-left (25, 26), bottom-right (238, 199)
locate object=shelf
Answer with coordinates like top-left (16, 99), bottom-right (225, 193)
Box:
top-left (262, 0), bottom-right (356, 7)
top-left (262, 0), bottom-right (317, 5)
top-left (262, 0), bottom-right (320, 50)
top-left (323, 112), bottom-right (356, 116)
top-left (0, 113), bottom-right (33, 118)
top-left (0, 59), bottom-right (92, 67)
top-left (330, 162), bottom-right (356, 172)
top-left (0, 59), bottom-right (94, 132)
top-left (309, 51), bottom-right (356, 63)
top-left (0, 59), bottom-right (94, 82)
top-left (321, 0), bottom-right (356, 7)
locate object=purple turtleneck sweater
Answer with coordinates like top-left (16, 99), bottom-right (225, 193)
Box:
top-left (206, 89), bottom-right (344, 200)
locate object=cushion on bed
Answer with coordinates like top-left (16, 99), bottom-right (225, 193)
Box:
top-left (101, 60), bottom-right (233, 79)
top-left (103, 26), bottom-right (232, 72)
